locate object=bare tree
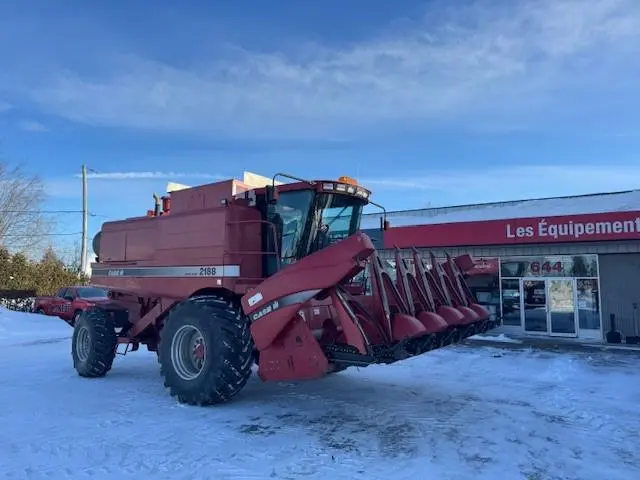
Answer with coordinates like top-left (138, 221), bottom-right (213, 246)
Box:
top-left (57, 238), bottom-right (83, 272)
top-left (0, 159), bottom-right (52, 253)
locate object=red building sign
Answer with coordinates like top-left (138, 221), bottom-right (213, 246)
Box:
top-left (384, 211), bottom-right (640, 248)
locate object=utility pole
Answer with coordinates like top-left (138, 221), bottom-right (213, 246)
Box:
top-left (80, 164), bottom-right (88, 275)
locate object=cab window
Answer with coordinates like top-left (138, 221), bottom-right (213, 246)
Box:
top-left (308, 193), bottom-right (364, 253)
top-left (272, 189), bottom-right (314, 265)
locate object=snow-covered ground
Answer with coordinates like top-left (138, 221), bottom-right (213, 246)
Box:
top-left (1, 307), bottom-right (639, 480)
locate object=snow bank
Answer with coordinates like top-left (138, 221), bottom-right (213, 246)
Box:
top-left (0, 307), bottom-right (71, 347)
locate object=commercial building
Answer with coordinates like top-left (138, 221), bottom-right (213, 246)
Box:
top-left (360, 189), bottom-right (640, 343)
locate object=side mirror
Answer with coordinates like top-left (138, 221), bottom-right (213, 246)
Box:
top-left (380, 217), bottom-right (390, 231)
top-left (384, 220), bottom-right (390, 231)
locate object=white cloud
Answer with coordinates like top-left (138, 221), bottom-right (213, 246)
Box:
top-left (15, 0), bottom-right (640, 139)
top-left (78, 171), bottom-right (225, 180)
top-left (44, 172), bottom-right (226, 202)
top-left (363, 163), bottom-right (640, 205)
top-left (18, 120), bottom-right (48, 132)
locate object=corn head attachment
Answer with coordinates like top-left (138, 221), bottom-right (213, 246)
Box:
top-left (241, 232), bottom-right (496, 381)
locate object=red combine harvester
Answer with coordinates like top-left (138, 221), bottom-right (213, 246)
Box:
top-left (76, 172), bottom-right (495, 405)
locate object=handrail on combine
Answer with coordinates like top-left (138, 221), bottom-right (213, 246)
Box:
top-left (224, 219), bottom-right (282, 272)
top-left (271, 172), bottom-right (316, 187)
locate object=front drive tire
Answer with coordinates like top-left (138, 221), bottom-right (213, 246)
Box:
top-left (71, 310), bottom-right (82, 327)
top-left (158, 295), bottom-right (254, 406)
top-left (72, 307), bottom-right (117, 377)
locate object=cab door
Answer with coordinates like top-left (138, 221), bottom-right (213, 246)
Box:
top-left (51, 288), bottom-right (73, 319)
top-left (49, 288), bottom-right (67, 316)
top-left (58, 288), bottom-right (76, 321)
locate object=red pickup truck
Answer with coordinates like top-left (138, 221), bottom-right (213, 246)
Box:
top-left (33, 285), bottom-right (111, 326)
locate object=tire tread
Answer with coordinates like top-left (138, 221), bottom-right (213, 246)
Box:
top-left (158, 294), bottom-right (254, 406)
top-left (72, 307), bottom-right (117, 378)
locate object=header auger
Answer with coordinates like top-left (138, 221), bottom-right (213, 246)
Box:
top-left (73, 171), bottom-right (496, 405)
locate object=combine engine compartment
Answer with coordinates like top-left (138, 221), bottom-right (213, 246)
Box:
top-left (241, 231), bottom-right (495, 382)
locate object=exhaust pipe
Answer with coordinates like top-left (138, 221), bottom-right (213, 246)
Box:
top-left (152, 193), bottom-right (161, 216)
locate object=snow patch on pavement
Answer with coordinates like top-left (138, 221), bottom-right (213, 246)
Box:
top-left (468, 332), bottom-right (523, 344)
top-left (0, 309), bottom-right (639, 480)
top-left (0, 306), bottom-right (71, 347)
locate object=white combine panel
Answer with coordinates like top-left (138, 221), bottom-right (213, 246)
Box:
top-left (242, 171), bottom-right (284, 189)
top-left (166, 182), bottom-right (191, 193)
top-left (165, 173), bottom-right (282, 194)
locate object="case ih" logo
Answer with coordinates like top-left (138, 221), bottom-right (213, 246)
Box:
top-left (250, 300), bottom-right (280, 322)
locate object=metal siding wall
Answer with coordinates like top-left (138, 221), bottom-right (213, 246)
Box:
top-left (361, 228), bottom-right (384, 249)
top-left (382, 241), bottom-right (640, 258)
top-left (598, 253), bottom-right (640, 339)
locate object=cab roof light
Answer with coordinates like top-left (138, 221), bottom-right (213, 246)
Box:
top-left (322, 180), bottom-right (370, 199)
top-left (355, 188), bottom-right (369, 199)
top-left (338, 176), bottom-right (358, 186)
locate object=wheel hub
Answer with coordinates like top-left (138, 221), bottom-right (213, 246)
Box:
top-left (193, 342), bottom-right (205, 360)
top-left (76, 326), bottom-right (91, 362)
top-left (170, 325), bottom-right (207, 381)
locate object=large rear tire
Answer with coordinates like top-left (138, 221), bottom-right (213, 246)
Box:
top-left (158, 295), bottom-right (254, 406)
top-left (72, 307), bottom-right (117, 377)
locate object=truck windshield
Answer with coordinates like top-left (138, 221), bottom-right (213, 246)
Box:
top-left (76, 287), bottom-right (109, 298)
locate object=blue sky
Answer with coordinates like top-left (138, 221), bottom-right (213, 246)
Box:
top-left (1, 0), bottom-right (639, 256)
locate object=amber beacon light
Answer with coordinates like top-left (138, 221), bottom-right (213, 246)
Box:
top-left (337, 176), bottom-right (358, 186)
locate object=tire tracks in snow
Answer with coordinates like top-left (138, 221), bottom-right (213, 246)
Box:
top-left (1, 341), bottom-right (640, 479)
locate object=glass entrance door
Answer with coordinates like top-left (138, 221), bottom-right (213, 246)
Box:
top-left (520, 278), bottom-right (578, 337)
top-left (522, 280), bottom-right (548, 333)
top-left (547, 279), bottom-right (577, 337)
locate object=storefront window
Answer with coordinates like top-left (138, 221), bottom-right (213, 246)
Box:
top-left (500, 255), bottom-right (598, 278)
top-left (501, 278), bottom-right (521, 326)
top-left (577, 279), bottom-right (600, 330)
top-left (572, 257), bottom-right (599, 277)
top-left (465, 263), bottom-right (500, 321)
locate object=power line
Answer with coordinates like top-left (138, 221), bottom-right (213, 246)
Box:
top-left (0, 210), bottom-right (84, 214)
top-left (0, 210), bottom-right (110, 218)
top-left (0, 232), bottom-right (83, 237)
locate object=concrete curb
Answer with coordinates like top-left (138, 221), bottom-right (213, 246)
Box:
top-left (463, 335), bottom-right (640, 356)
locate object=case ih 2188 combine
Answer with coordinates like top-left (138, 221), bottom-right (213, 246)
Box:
top-left (76, 172), bottom-right (495, 405)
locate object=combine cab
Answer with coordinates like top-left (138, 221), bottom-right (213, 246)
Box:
top-left (75, 172), bottom-right (496, 405)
